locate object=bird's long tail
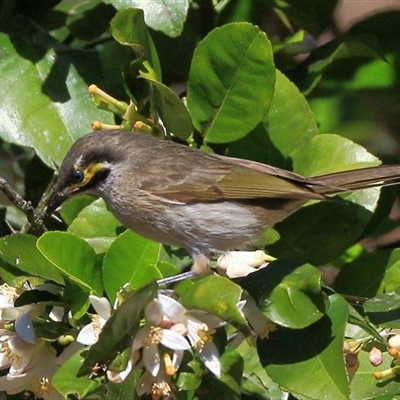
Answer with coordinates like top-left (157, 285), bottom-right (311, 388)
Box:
top-left (311, 165), bottom-right (400, 195)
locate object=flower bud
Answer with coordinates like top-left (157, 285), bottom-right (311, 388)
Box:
top-left (369, 347), bottom-right (383, 366)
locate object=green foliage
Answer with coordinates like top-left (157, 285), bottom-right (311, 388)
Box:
top-left (0, 1), bottom-right (400, 400)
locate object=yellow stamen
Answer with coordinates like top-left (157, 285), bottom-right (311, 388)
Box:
top-left (374, 365), bottom-right (400, 380)
top-left (193, 324), bottom-right (215, 352)
top-left (151, 381), bottom-right (171, 398)
top-left (144, 327), bottom-right (163, 348)
top-left (163, 353), bottom-right (176, 376)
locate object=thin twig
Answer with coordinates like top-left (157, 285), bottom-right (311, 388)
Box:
top-left (0, 176), bottom-right (47, 234)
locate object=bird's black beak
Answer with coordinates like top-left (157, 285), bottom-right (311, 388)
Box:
top-left (45, 191), bottom-right (69, 218)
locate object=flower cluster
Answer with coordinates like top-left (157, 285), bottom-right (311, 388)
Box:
top-left (78, 293), bottom-right (226, 397)
top-left (0, 284), bottom-right (63, 399)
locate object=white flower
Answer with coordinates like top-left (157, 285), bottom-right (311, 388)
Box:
top-left (0, 331), bottom-right (61, 399)
top-left (0, 284), bottom-right (42, 323)
top-left (217, 250), bottom-right (273, 278)
top-left (137, 368), bottom-right (172, 398)
top-left (77, 295), bottom-right (112, 345)
top-left (159, 294), bottom-right (223, 377)
top-left (242, 295), bottom-right (276, 339)
top-left (131, 299), bottom-right (190, 377)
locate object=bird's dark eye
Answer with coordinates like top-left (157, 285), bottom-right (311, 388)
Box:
top-left (72, 169), bottom-right (84, 183)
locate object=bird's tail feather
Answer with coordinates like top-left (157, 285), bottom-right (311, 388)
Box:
top-left (312, 165), bottom-right (400, 195)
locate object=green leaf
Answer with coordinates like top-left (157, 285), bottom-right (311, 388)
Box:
top-left (102, 230), bottom-right (162, 302)
top-left (227, 69), bottom-right (319, 169)
top-left (265, 69), bottom-right (319, 159)
top-left (110, 8), bottom-right (161, 79)
top-left (237, 260), bottom-right (327, 329)
top-left (198, 371), bottom-right (241, 400)
top-left (106, 0), bottom-right (189, 37)
top-left (221, 347), bottom-right (244, 384)
top-left (270, 134), bottom-right (382, 264)
top-left (187, 22), bottom-right (275, 143)
top-left (364, 287), bottom-right (400, 328)
top-left (0, 233), bottom-right (64, 284)
top-left (37, 231), bottom-right (103, 295)
top-left (292, 134), bottom-right (380, 176)
top-left (139, 75), bottom-right (193, 139)
top-left (298, 34), bottom-right (386, 94)
top-left (259, 293), bottom-right (350, 400)
top-left (78, 281), bottom-right (158, 377)
top-left (60, 196), bottom-right (96, 225)
top-left (335, 249), bottom-right (400, 299)
top-left (0, 32), bottom-right (113, 168)
top-left (52, 346), bottom-right (102, 398)
top-left (181, 275), bottom-right (250, 336)
top-left (237, 340), bottom-right (284, 399)
top-left (68, 198), bottom-right (121, 254)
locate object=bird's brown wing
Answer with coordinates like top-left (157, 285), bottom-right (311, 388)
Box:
top-left (135, 147), bottom-right (326, 203)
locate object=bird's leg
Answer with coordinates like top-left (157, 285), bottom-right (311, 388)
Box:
top-left (157, 253), bottom-right (211, 286)
top-left (157, 271), bottom-right (196, 286)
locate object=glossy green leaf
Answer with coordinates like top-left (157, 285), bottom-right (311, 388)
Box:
top-left (103, 230), bottom-right (162, 302)
top-left (106, 369), bottom-right (141, 400)
top-left (270, 134), bottom-right (382, 264)
top-left (52, 346), bottom-right (102, 399)
top-left (292, 134), bottom-right (380, 177)
top-left (139, 75), bottom-right (193, 139)
top-left (187, 23), bottom-right (275, 143)
top-left (198, 372), bottom-right (241, 400)
top-left (364, 287), bottom-right (400, 328)
top-left (0, 233), bottom-right (64, 284)
top-left (0, 33), bottom-right (113, 168)
top-left (181, 275), bottom-right (250, 336)
top-left (106, 0), bottom-right (189, 37)
top-left (237, 340), bottom-right (283, 399)
top-left (221, 347), bottom-right (244, 384)
top-left (176, 352), bottom-right (204, 391)
top-left (265, 69), bottom-right (319, 158)
top-left (237, 260), bottom-right (327, 328)
top-left (298, 34), bottom-right (386, 94)
top-left (227, 69), bottom-right (319, 169)
top-left (68, 198), bottom-right (121, 254)
top-left (110, 8), bottom-right (161, 79)
top-left (60, 196), bottom-right (96, 225)
top-left (37, 231), bottom-right (103, 295)
top-left (78, 281), bottom-right (158, 377)
top-left (259, 293), bottom-right (349, 400)
top-left (335, 249), bottom-right (400, 299)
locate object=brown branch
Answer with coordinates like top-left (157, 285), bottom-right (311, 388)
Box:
top-left (0, 176), bottom-right (47, 234)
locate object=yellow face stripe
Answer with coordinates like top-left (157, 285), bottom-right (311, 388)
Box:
top-left (70, 162), bottom-right (109, 190)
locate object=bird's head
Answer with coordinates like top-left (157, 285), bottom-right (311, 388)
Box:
top-left (46, 131), bottom-right (120, 217)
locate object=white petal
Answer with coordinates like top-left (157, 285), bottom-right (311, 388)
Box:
top-left (89, 296), bottom-right (111, 320)
top-left (14, 313), bottom-right (35, 344)
top-left (137, 371), bottom-right (153, 396)
top-left (76, 324), bottom-right (98, 345)
top-left (158, 294), bottom-right (186, 322)
top-left (189, 311), bottom-right (226, 329)
top-left (144, 299), bottom-right (163, 326)
top-left (198, 342), bottom-right (221, 378)
top-left (107, 357), bottom-right (133, 384)
top-left (49, 306), bottom-right (64, 322)
top-left (172, 350), bottom-right (184, 371)
top-left (161, 329), bottom-right (190, 350)
top-left (143, 344), bottom-right (160, 376)
top-left (132, 328), bottom-right (146, 351)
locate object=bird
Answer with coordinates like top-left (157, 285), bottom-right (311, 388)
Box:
top-left (46, 129), bottom-right (400, 278)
